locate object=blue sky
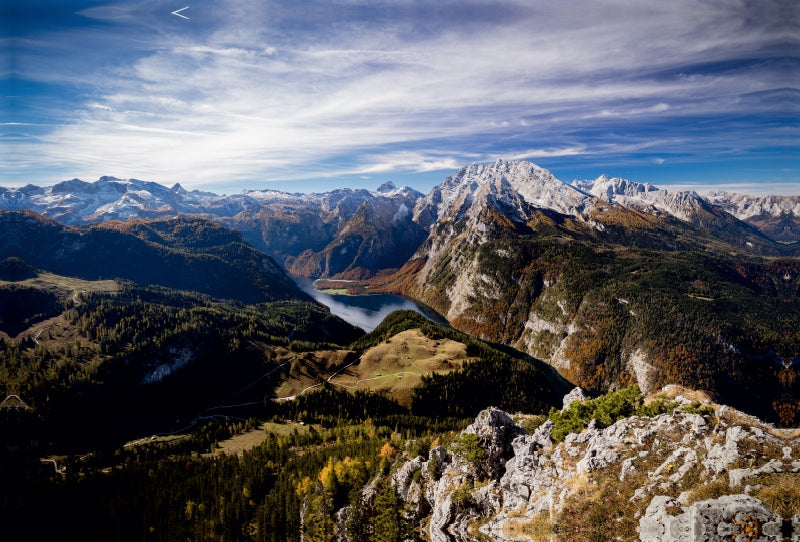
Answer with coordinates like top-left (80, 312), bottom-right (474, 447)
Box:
top-left (1, 0), bottom-right (798, 194)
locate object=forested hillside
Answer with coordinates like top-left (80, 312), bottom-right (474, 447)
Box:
top-left (0, 211), bottom-right (307, 303)
top-left (2, 296), bottom-right (569, 540)
top-left (0, 231), bottom-right (569, 541)
top-left (361, 183), bottom-right (800, 426)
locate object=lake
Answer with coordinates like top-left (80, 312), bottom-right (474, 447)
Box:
top-left (293, 277), bottom-right (448, 332)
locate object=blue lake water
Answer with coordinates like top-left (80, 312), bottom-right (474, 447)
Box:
top-left (293, 277), bottom-right (447, 332)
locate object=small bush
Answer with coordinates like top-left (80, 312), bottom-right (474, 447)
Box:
top-left (450, 432), bottom-right (486, 471)
top-left (451, 480), bottom-right (473, 510)
top-left (548, 386), bottom-right (684, 441)
top-left (638, 396), bottom-right (679, 417)
top-left (682, 401), bottom-right (715, 417)
top-left (549, 385), bottom-right (643, 441)
top-left (518, 414), bottom-right (547, 434)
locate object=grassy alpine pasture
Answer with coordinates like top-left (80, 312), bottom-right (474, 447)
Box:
top-left (327, 329), bottom-right (472, 405)
top-left (273, 329), bottom-right (474, 406)
top-left (0, 271), bottom-right (119, 297)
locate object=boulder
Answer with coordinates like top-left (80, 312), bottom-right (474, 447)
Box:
top-left (463, 407), bottom-right (524, 479)
top-left (640, 494), bottom-right (786, 541)
top-left (562, 386), bottom-right (588, 410)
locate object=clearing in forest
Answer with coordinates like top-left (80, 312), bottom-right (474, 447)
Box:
top-left (326, 329), bottom-right (474, 406)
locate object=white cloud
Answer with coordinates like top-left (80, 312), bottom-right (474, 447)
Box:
top-left (675, 183), bottom-right (800, 196)
top-left (5, 0), bottom-right (796, 189)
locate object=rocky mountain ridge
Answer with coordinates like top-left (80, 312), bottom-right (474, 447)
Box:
top-left (706, 192), bottom-right (800, 244)
top-left (3, 161), bottom-right (799, 281)
top-left (0, 177), bottom-right (429, 280)
top-left (358, 161), bottom-right (800, 425)
top-left (337, 386), bottom-right (800, 541)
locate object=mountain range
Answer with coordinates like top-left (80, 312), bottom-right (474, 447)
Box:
top-left (3, 160), bottom-right (800, 424)
top-left (3, 162), bottom-right (800, 541)
top-left (3, 161), bottom-right (799, 279)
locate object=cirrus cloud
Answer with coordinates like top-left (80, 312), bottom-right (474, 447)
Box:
top-left (1, 0), bottom-right (797, 192)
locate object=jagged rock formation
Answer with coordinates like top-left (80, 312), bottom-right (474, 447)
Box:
top-left (0, 177), bottom-right (427, 279)
top-left (707, 192), bottom-right (800, 244)
top-left (342, 387), bottom-right (800, 541)
top-left (3, 162), bottom-right (799, 281)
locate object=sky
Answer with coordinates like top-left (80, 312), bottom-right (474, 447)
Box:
top-left (1, 0), bottom-right (798, 194)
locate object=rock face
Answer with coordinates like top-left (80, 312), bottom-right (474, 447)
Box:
top-left (561, 386), bottom-right (587, 410)
top-left (462, 407), bottom-right (525, 479)
top-left (639, 494), bottom-right (788, 542)
top-left (351, 388), bottom-right (800, 542)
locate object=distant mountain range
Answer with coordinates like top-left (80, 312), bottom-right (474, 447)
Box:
top-left (3, 163), bottom-right (799, 280)
top-left (0, 178), bottom-right (429, 280)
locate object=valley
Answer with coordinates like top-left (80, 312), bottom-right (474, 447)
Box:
top-left (1, 160), bottom-right (799, 540)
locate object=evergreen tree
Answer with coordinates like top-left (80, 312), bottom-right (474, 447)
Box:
top-left (371, 480), bottom-right (402, 542)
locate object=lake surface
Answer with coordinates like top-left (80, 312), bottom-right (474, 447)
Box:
top-left (293, 277), bottom-right (447, 332)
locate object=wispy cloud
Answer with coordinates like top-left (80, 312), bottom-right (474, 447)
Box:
top-left (2, 0), bottom-right (797, 190)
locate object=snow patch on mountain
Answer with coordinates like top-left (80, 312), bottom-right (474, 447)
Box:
top-left (574, 175), bottom-right (705, 222)
top-left (392, 203), bottom-right (410, 224)
top-left (705, 191), bottom-right (800, 220)
top-left (141, 347), bottom-right (196, 385)
top-left (415, 159), bottom-right (592, 225)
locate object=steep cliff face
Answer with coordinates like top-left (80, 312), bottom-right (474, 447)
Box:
top-left (380, 220), bottom-right (800, 420)
top-left (365, 161), bottom-right (800, 423)
top-left (286, 188), bottom-right (428, 279)
top-left (340, 387), bottom-right (800, 541)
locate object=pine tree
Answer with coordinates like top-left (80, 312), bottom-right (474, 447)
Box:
top-left (371, 480), bottom-right (401, 542)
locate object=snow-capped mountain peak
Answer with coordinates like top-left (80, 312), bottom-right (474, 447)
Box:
top-left (572, 174), bottom-right (705, 222)
top-left (573, 175), bottom-right (659, 202)
top-left (416, 159), bottom-right (592, 224)
top-left (705, 191), bottom-right (800, 220)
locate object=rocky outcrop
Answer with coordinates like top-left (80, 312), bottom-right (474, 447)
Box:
top-left (561, 386), bottom-right (587, 410)
top-left (639, 494), bottom-right (794, 542)
top-left (462, 407), bottom-right (524, 479)
top-left (354, 387), bottom-right (800, 542)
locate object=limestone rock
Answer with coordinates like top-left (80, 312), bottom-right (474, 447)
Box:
top-left (462, 406), bottom-right (524, 479)
top-left (704, 425), bottom-right (749, 476)
top-left (338, 393), bottom-right (800, 542)
top-left (562, 386), bottom-right (588, 410)
top-left (639, 496), bottom-right (691, 541)
top-left (392, 455), bottom-right (425, 501)
top-left (639, 494), bottom-right (786, 542)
